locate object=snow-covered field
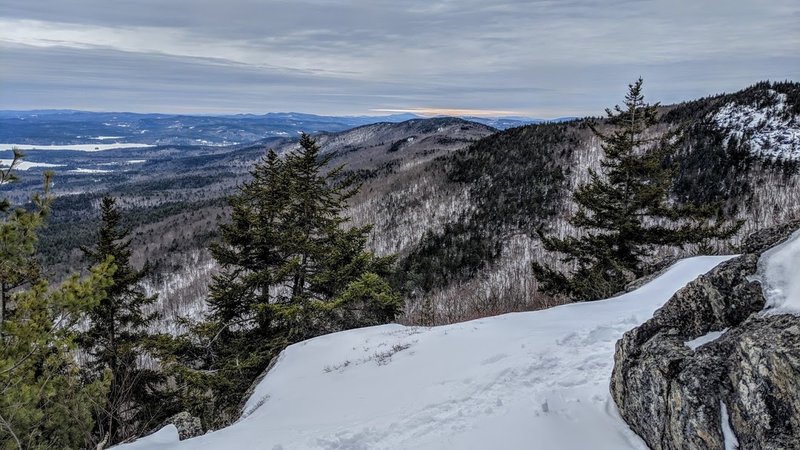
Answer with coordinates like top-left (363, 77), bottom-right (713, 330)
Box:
top-left (0, 143), bottom-right (154, 152)
top-left (118, 256), bottom-right (733, 450)
top-left (69, 167), bottom-right (112, 174)
top-left (0, 159), bottom-right (64, 171)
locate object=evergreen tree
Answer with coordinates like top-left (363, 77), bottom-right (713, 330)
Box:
top-left (0, 155), bottom-right (114, 449)
top-left (181, 134), bottom-right (399, 428)
top-left (1, 264), bottom-right (113, 450)
top-left (0, 150), bottom-right (49, 333)
top-left (532, 78), bottom-right (739, 300)
top-left (78, 196), bottom-right (163, 446)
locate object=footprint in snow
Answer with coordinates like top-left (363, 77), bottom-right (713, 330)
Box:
top-left (480, 353), bottom-right (508, 365)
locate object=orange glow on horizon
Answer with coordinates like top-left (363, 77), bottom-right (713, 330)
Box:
top-left (370, 108), bottom-right (526, 117)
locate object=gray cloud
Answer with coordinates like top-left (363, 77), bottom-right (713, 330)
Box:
top-left (1, 0), bottom-right (798, 116)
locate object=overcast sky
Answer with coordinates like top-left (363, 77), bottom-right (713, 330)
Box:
top-left (1, 0), bottom-right (798, 117)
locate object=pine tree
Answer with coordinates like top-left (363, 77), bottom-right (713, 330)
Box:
top-left (532, 78), bottom-right (739, 300)
top-left (183, 134), bottom-right (399, 428)
top-left (1, 264), bottom-right (114, 450)
top-left (78, 196), bottom-right (163, 446)
top-left (0, 149), bottom-right (49, 333)
top-left (0, 155), bottom-right (114, 449)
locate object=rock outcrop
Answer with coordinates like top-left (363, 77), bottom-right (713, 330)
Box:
top-left (160, 411), bottom-right (203, 440)
top-left (611, 221), bottom-right (800, 450)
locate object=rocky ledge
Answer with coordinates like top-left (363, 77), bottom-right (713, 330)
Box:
top-left (611, 221), bottom-right (800, 450)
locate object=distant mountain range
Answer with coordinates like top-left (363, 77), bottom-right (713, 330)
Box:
top-left (0, 110), bottom-right (562, 147)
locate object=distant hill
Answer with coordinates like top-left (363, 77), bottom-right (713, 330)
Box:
top-left (0, 110), bottom-right (546, 147)
top-left (462, 115), bottom-right (577, 129)
top-left (0, 110), bottom-right (423, 146)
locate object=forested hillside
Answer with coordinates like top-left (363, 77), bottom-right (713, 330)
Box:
top-left (368, 81), bottom-right (800, 323)
top-left (13, 117), bottom-right (495, 330)
top-left (7, 81), bottom-right (799, 329)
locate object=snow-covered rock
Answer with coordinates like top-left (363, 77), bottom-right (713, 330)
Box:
top-left (612, 222), bottom-right (800, 450)
top-left (685, 328), bottom-right (728, 350)
top-left (117, 255), bottom-right (732, 450)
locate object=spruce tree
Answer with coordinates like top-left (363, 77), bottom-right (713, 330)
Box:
top-left (532, 78), bottom-right (738, 300)
top-left (78, 196), bottom-right (163, 445)
top-left (184, 134), bottom-right (399, 428)
top-left (207, 149), bottom-right (288, 328)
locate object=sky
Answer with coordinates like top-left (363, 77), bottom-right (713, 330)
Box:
top-left (1, 0), bottom-right (798, 117)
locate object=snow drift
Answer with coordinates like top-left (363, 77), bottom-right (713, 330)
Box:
top-left (758, 229), bottom-right (800, 315)
top-left (117, 256), bottom-right (733, 450)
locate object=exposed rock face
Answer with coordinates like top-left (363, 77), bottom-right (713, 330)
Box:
top-left (161, 411), bottom-right (203, 440)
top-left (727, 315), bottom-right (800, 449)
top-left (611, 221), bottom-right (800, 450)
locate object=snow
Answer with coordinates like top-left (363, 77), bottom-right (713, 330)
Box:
top-left (0, 159), bottom-right (64, 171)
top-left (70, 168), bottom-right (112, 174)
top-left (712, 90), bottom-right (800, 160)
top-left (124, 425), bottom-right (180, 448)
top-left (720, 401), bottom-right (740, 450)
top-left (95, 160), bottom-right (146, 167)
top-left (91, 136), bottom-right (126, 140)
top-left (0, 143), bottom-right (154, 152)
top-left (685, 328), bottom-right (728, 350)
top-left (756, 229), bottom-right (800, 315)
top-left (117, 255), bottom-right (732, 450)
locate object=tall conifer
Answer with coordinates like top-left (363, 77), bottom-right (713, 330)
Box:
top-left (187, 134), bottom-right (399, 428)
top-left (533, 79), bottom-right (738, 300)
top-left (79, 196), bottom-right (162, 445)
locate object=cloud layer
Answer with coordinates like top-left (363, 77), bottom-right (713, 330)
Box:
top-left (1, 0), bottom-right (798, 116)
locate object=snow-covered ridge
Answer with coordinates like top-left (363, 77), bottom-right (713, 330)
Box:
top-left (712, 89), bottom-right (800, 160)
top-left (117, 255), bottom-right (733, 450)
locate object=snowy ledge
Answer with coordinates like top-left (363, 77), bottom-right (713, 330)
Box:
top-left (116, 256), bottom-right (733, 450)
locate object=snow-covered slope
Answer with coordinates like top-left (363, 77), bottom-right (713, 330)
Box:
top-left (758, 228), bottom-right (800, 314)
top-left (118, 256), bottom-right (732, 450)
top-left (712, 89), bottom-right (800, 160)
